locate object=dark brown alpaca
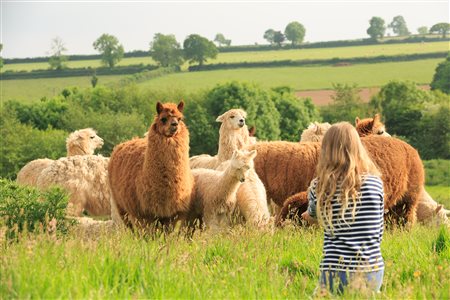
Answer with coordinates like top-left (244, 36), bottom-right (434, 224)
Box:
top-left (108, 101), bottom-right (194, 228)
top-left (355, 114), bottom-right (390, 137)
top-left (249, 136), bottom-right (424, 226)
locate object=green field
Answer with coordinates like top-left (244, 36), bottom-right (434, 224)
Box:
top-left (0, 221), bottom-right (448, 298)
top-left (427, 185), bottom-right (450, 208)
top-left (1, 75), bottom-right (125, 104)
top-left (137, 58), bottom-right (442, 93)
top-left (2, 41), bottom-right (448, 72)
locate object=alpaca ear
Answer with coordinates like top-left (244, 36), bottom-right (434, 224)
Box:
top-left (216, 113), bottom-right (225, 123)
top-left (177, 101), bottom-right (185, 112)
top-left (373, 113), bottom-right (380, 123)
top-left (248, 150), bottom-right (257, 159)
top-left (355, 117), bottom-right (360, 125)
top-left (156, 102), bottom-right (164, 114)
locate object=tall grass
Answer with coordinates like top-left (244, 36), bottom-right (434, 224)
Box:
top-left (1, 224), bottom-right (448, 298)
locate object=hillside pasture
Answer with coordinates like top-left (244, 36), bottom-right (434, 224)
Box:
top-left (137, 59), bottom-right (442, 93)
top-left (2, 41), bottom-right (448, 72)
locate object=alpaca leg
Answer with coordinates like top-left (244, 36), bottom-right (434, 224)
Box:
top-left (110, 194), bottom-right (125, 228)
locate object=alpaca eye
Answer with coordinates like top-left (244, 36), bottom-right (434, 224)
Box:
top-left (230, 116), bottom-right (235, 119)
top-left (90, 136), bottom-right (95, 139)
top-left (161, 117), bottom-right (168, 124)
top-left (378, 131), bottom-right (384, 135)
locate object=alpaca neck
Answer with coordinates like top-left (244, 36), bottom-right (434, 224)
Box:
top-left (215, 164), bottom-right (242, 200)
top-left (217, 126), bottom-right (248, 162)
top-left (67, 144), bottom-right (91, 156)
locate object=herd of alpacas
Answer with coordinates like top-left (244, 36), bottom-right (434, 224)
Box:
top-left (16, 101), bottom-right (450, 232)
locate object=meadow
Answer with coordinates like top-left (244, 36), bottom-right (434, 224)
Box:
top-left (2, 41), bottom-right (447, 72)
top-left (0, 219), bottom-right (448, 298)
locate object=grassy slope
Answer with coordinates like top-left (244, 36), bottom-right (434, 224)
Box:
top-left (137, 59), bottom-right (442, 92)
top-left (2, 41), bottom-right (448, 72)
top-left (427, 186), bottom-right (450, 208)
top-left (1, 75), bottom-right (124, 104)
top-left (0, 224), bottom-right (448, 298)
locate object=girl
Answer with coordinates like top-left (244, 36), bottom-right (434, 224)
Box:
top-left (301, 122), bottom-right (384, 294)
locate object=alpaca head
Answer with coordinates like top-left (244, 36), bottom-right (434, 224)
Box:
top-left (300, 122), bottom-right (332, 142)
top-left (355, 114), bottom-right (390, 137)
top-left (66, 128), bottom-right (104, 155)
top-left (216, 109), bottom-right (247, 130)
top-left (229, 149), bottom-right (257, 183)
top-left (154, 101), bottom-right (185, 138)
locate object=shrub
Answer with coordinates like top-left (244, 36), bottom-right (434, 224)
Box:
top-left (430, 56), bottom-right (450, 94)
top-left (423, 160), bottom-right (450, 186)
top-left (0, 179), bottom-right (72, 240)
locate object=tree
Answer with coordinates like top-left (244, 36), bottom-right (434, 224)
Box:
top-left (284, 21), bottom-right (306, 46)
top-left (91, 72), bottom-right (98, 88)
top-left (388, 15), bottom-right (410, 36)
top-left (273, 31), bottom-right (285, 47)
top-left (149, 33), bottom-right (184, 67)
top-left (417, 26), bottom-right (429, 35)
top-left (48, 37), bottom-right (68, 70)
top-left (264, 29), bottom-right (276, 44)
top-left (183, 34), bottom-right (218, 66)
top-left (93, 34), bottom-right (124, 68)
top-left (430, 23), bottom-right (450, 38)
top-left (367, 17), bottom-right (386, 40)
top-left (214, 33), bottom-right (231, 47)
top-left (430, 56), bottom-right (450, 94)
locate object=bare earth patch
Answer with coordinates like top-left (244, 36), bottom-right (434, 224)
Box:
top-left (296, 85), bottom-right (430, 106)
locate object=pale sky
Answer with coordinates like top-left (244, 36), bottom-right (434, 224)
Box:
top-left (1, 0), bottom-right (449, 58)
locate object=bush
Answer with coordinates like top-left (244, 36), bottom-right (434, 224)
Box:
top-left (0, 179), bottom-right (72, 240)
top-left (430, 56), bottom-right (450, 94)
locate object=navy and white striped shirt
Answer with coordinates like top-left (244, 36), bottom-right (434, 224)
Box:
top-left (307, 174), bottom-right (384, 272)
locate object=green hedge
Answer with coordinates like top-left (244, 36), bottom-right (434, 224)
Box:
top-left (188, 52), bottom-right (448, 71)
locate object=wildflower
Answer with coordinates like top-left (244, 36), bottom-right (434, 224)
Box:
top-left (413, 270), bottom-right (421, 278)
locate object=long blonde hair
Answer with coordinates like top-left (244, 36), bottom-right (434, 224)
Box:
top-left (315, 122), bottom-right (381, 232)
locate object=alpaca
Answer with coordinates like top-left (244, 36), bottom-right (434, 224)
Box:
top-left (189, 109), bottom-right (252, 169)
top-left (36, 155), bottom-right (110, 217)
top-left (189, 150), bottom-right (257, 231)
top-left (17, 128), bottom-right (104, 186)
top-left (249, 135), bottom-right (424, 226)
top-left (300, 122), bottom-right (332, 142)
top-left (355, 114), bottom-right (390, 137)
top-left (108, 101), bottom-right (194, 228)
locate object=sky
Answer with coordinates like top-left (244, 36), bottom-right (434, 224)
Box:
top-left (1, 0), bottom-right (449, 59)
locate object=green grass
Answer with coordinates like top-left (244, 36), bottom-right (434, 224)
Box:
top-left (427, 186), bottom-right (450, 208)
top-left (137, 58), bottom-right (442, 93)
top-left (2, 41), bottom-right (448, 72)
top-left (1, 75), bottom-right (125, 104)
top-left (0, 223), bottom-right (448, 298)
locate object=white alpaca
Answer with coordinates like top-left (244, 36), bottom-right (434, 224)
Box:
top-left (416, 192), bottom-right (450, 226)
top-left (17, 128), bottom-right (104, 186)
top-left (300, 122), bottom-right (331, 142)
top-left (189, 109), bottom-right (252, 169)
top-left (36, 155), bottom-right (110, 217)
top-left (190, 150), bottom-right (257, 231)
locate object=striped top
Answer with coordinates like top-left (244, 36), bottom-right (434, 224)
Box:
top-left (307, 174), bottom-right (384, 272)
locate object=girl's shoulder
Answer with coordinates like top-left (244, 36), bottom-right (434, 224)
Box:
top-left (361, 174), bottom-right (383, 190)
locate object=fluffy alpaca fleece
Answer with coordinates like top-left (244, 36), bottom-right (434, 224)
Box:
top-left (249, 135), bottom-right (424, 226)
top-left (108, 102), bottom-right (194, 228)
top-left (36, 155), bottom-right (110, 217)
top-left (188, 150), bottom-right (257, 230)
top-left (189, 109), bottom-right (252, 169)
top-left (355, 114), bottom-right (390, 137)
top-left (17, 128), bottom-right (104, 186)
top-left (300, 122), bottom-right (332, 142)
top-left (416, 192), bottom-right (450, 227)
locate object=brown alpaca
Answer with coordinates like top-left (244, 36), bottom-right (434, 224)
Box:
top-left (249, 135), bottom-right (424, 226)
top-left (355, 114), bottom-right (390, 137)
top-left (108, 101), bottom-right (194, 228)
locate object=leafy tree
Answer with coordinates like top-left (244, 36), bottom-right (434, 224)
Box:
top-left (93, 34), bottom-right (124, 68)
top-left (183, 34), bottom-right (218, 66)
top-left (430, 56), bottom-right (450, 94)
top-left (388, 15), bottom-right (410, 36)
top-left (91, 72), bottom-right (98, 88)
top-left (214, 33), bottom-right (231, 47)
top-left (320, 83), bottom-right (366, 124)
top-left (264, 29), bottom-right (276, 44)
top-left (271, 87), bottom-right (321, 141)
top-left (417, 26), bottom-right (429, 35)
top-left (284, 21), bottom-right (306, 46)
top-left (0, 43), bottom-right (3, 69)
top-left (418, 104), bottom-right (450, 159)
top-left (430, 22), bottom-right (450, 38)
top-left (273, 31), bottom-right (285, 47)
top-left (367, 17), bottom-right (386, 40)
top-left (48, 37), bottom-right (68, 70)
top-left (150, 33), bottom-right (184, 67)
